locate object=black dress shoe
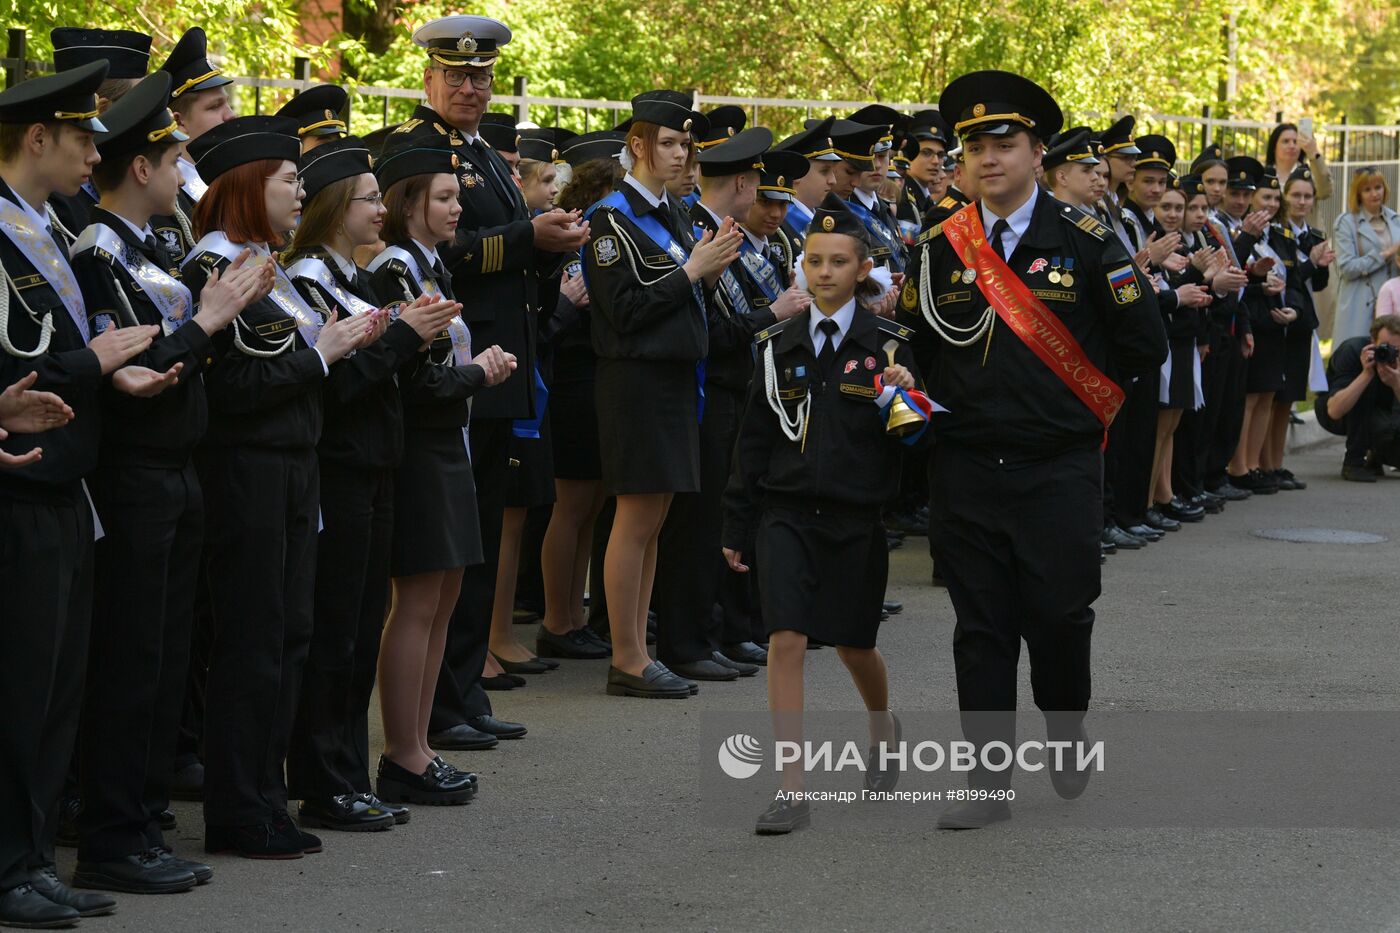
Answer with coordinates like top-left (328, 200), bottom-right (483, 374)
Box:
top-left (0, 882), bottom-right (80, 929)
top-left (1158, 497), bottom-right (1205, 522)
top-left (465, 715), bottom-right (527, 739)
top-left (427, 723), bottom-right (500, 751)
top-left (357, 793), bottom-right (409, 825)
top-left (669, 658), bottom-right (740, 681)
top-left (1208, 480), bottom-right (1253, 500)
top-left (1125, 524), bottom-right (1164, 541)
top-left (490, 651), bottom-right (552, 675)
top-left (151, 847), bottom-right (212, 884)
top-left (375, 756), bottom-right (476, 806)
top-left (204, 822), bottom-right (304, 860)
top-left (1101, 538), bottom-right (1116, 554)
top-left (1102, 525), bottom-right (1145, 550)
top-left (429, 757), bottom-right (479, 791)
top-left (74, 851), bottom-right (197, 893)
top-left (54, 797), bottom-right (79, 848)
top-left (158, 808), bottom-right (176, 831)
top-left (481, 673), bottom-right (525, 690)
top-left (754, 798), bottom-right (810, 835)
top-left (28, 867), bottom-right (116, 916)
top-left (1275, 468), bottom-right (1306, 490)
top-left (1143, 509), bottom-right (1180, 532)
top-left (1189, 492), bottom-right (1224, 514)
top-left (936, 800), bottom-right (1012, 830)
top-left (711, 651), bottom-right (759, 676)
top-left (1231, 469), bottom-right (1278, 494)
top-left (1342, 462), bottom-right (1379, 482)
top-left (882, 599), bottom-right (904, 614)
top-left (605, 661), bottom-right (692, 698)
top-left (864, 714), bottom-right (902, 793)
top-left (169, 761), bottom-right (204, 802)
top-left (536, 626), bottom-right (611, 659)
top-left (721, 641), bottom-right (768, 665)
top-left (298, 794), bottom-right (395, 832)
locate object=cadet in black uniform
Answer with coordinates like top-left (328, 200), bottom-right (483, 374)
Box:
top-left (283, 138), bottom-right (465, 829)
top-left (366, 141), bottom-right (515, 801)
top-left (0, 62), bottom-right (161, 929)
top-left (274, 84), bottom-right (349, 154)
top-left (585, 90), bottom-right (742, 699)
top-left (896, 110), bottom-right (952, 233)
top-left (181, 116), bottom-right (375, 859)
top-left (46, 28), bottom-right (152, 240)
top-left (773, 116), bottom-right (840, 254)
top-left (397, 15), bottom-right (586, 744)
top-left (71, 71), bottom-right (261, 896)
top-left (898, 71), bottom-right (1165, 829)
top-left (724, 193), bottom-right (924, 834)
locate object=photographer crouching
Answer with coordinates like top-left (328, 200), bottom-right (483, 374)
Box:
top-left (1323, 314), bottom-right (1400, 481)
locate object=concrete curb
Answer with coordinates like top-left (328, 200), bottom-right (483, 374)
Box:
top-left (1286, 409), bottom-right (1338, 453)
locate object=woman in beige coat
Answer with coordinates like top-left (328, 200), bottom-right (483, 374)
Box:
top-left (1332, 168), bottom-right (1400, 343)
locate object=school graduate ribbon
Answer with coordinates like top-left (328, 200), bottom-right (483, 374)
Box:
top-left (74, 223), bottom-right (193, 337)
top-left (845, 197), bottom-right (906, 273)
top-left (0, 196), bottom-right (88, 343)
top-left (511, 364), bottom-right (550, 439)
top-left (940, 202), bottom-right (1125, 430)
top-left (873, 375), bottom-right (943, 445)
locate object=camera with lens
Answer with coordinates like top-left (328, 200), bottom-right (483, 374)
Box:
top-left (1374, 343), bottom-right (1399, 365)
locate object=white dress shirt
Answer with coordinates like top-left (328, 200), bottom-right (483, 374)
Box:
top-left (809, 298), bottom-right (857, 354)
top-left (979, 188), bottom-right (1038, 258)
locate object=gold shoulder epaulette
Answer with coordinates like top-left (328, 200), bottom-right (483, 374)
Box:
top-left (1061, 207), bottom-right (1108, 241)
top-left (916, 223), bottom-right (943, 244)
top-left (393, 118), bottom-right (423, 134)
top-left (938, 196), bottom-right (958, 209)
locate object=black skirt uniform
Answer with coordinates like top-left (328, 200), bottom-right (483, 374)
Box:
top-left (1276, 223), bottom-right (1329, 403)
top-left (181, 236), bottom-right (326, 831)
top-left (284, 246), bottom-right (422, 803)
top-left (1160, 237), bottom-right (1208, 410)
top-left (544, 257), bottom-right (602, 480)
top-left (368, 240), bottom-right (487, 576)
top-left (584, 180), bottom-right (712, 495)
top-left (1242, 227), bottom-right (1290, 395)
top-left (722, 307), bottom-right (924, 649)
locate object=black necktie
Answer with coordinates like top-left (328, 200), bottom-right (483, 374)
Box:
top-left (143, 234), bottom-right (161, 256)
top-left (990, 218), bottom-right (1010, 261)
top-left (472, 138), bottom-right (515, 206)
top-left (817, 318), bottom-right (840, 374)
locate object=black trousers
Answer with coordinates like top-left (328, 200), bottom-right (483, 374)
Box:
top-left (929, 445), bottom-right (1099, 788)
top-left (654, 384), bottom-right (740, 665)
top-left (431, 419), bottom-right (508, 731)
top-left (78, 464), bottom-right (202, 862)
top-left (1205, 332), bottom-right (1249, 488)
top-left (287, 463), bottom-right (394, 802)
top-left (200, 447), bottom-right (319, 827)
top-left (1344, 405), bottom-right (1400, 467)
top-left (0, 494), bottom-right (92, 889)
top-left (1109, 373), bottom-right (1159, 528)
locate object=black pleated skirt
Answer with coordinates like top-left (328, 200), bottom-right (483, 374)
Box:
top-left (1279, 325), bottom-right (1315, 403)
top-left (1245, 329), bottom-right (1287, 394)
top-left (756, 503), bottom-right (888, 649)
top-left (391, 427), bottom-right (482, 576)
top-left (594, 357), bottom-right (701, 496)
top-left (1160, 337), bottom-right (1199, 410)
top-left (501, 414), bottom-right (557, 508)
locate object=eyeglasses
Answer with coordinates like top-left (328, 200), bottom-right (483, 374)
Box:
top-left (436, 67), bottom-right (494, 90)
top-left (349, 194), bottom-right (385, 206)
top-left (268, 175), bottom-right (306, 195)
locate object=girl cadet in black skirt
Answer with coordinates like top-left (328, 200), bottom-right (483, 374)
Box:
top-left (281, 138), bottom-right (465, 831)
top-left (1261, 166), bottom-right (1334, 488)
top-left (722, 194), bottom-right (922, 835)
top-left (366, 143), bottom-right (516, 804)
top-left (536, 144), bottom-right (624, 661)
top-left (181, 116), bottom-right (377, 859)
top-left (585, 92), bottom-right (742, 699)
top-left (1228, 168), bottom-right (1296, 493)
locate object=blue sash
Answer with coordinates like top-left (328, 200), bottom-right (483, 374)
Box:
top-left (587, 189), bottom-right (707, 422)
top-left (736, 237), bottom-right (783, 304)
top-left (787, 201), bottom-right (813, 236)
top-left (511, 365), bottom-right (551, 439)
top-left (846, 197), bottom-right (906, 273)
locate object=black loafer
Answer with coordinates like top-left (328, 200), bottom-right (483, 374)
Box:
top-left (0, 882), bottom-right (81, 929)
top-left (755, 799), bottom-right (810, 835)
top-left (29, 866), bottom-right (117, 916)
top-left (864, 714), bottom-right (902, 793)
top-left (536, 626), bottom-right (611, 659)
top-left (169, 761), bottom-right (204, 802)
top-left (720, 641), bottom-right (768, 665)
top-left (204, 822), bottom-right (304, 860)
top-left (73, 851), bottom-right (197, 893)
top-left (298, 794), bottom-right (395, 832)
top-left (427, 723), bottom-right (500, 751)
top-left (1125, 524), bottom-right (1164, 542)
top-left (151, 847), bottom-right (213, 884)
top-left (605, 661), bottom-right (692, 698)
top-left (1102, 525), bottom-right (1145, 549)
top-left (490, 652), bottom-right (552, 675)
top-left (882, 599), bottom-right (904, 614)
top-left (481, 673), bottom-right (525, 690)
top-left (1208, 481), bottom-right (1253, 500)
top-left (357, 793), bottom-right (409, 825)
top-left (936, 800), bottom-right (1011, 830)
top-left (668, 658), bottom-right (740, 681)
top-left (465, 715), bottom-right (527, 739)
top-left (375, 756), bottom-right (475, 806)
top-left (1143, 509), bottom-right (1180, 532)
top-left (430, 757), bottom-right (479, 790)
top-left (711, 651), bottom-right (759, 676)
top-left (1158, 498), bottom-right (1204, 522)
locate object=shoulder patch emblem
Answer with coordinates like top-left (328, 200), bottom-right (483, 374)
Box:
top-left (594, 235), bottom-right (620, 267)
top-left (1107, 264), bottom-right (1140, 305)
top-left (900, 276), bottom-right (918, 311)
top-left (91, 312), bottom-right (116, 335)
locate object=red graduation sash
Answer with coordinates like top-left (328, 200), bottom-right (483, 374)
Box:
top-left (941, 202), bottom-right (1125, 429)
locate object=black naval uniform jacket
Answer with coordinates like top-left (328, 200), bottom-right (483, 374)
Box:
top-left (71, 208), bottom-right (213, 467)
top-left (896, 189), bottom-right (1167, 457)
top-left (391, 105), bottom-right (564, 421)
top-left (898, 176), bottom-right (931, 231)
top-left (182, 245), bottom-right (324, 450)
top-left (721, 308), bottom-right (923, 550)
top-left (689, 202), bottom-right (782, 393)
top-left (0, 180), bottom-right (103, 499)
top-left (1275, 223), bottom-right (1329, 333)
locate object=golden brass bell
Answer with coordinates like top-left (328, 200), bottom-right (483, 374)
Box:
top-left (882, 338), bottom-right (923, 436)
